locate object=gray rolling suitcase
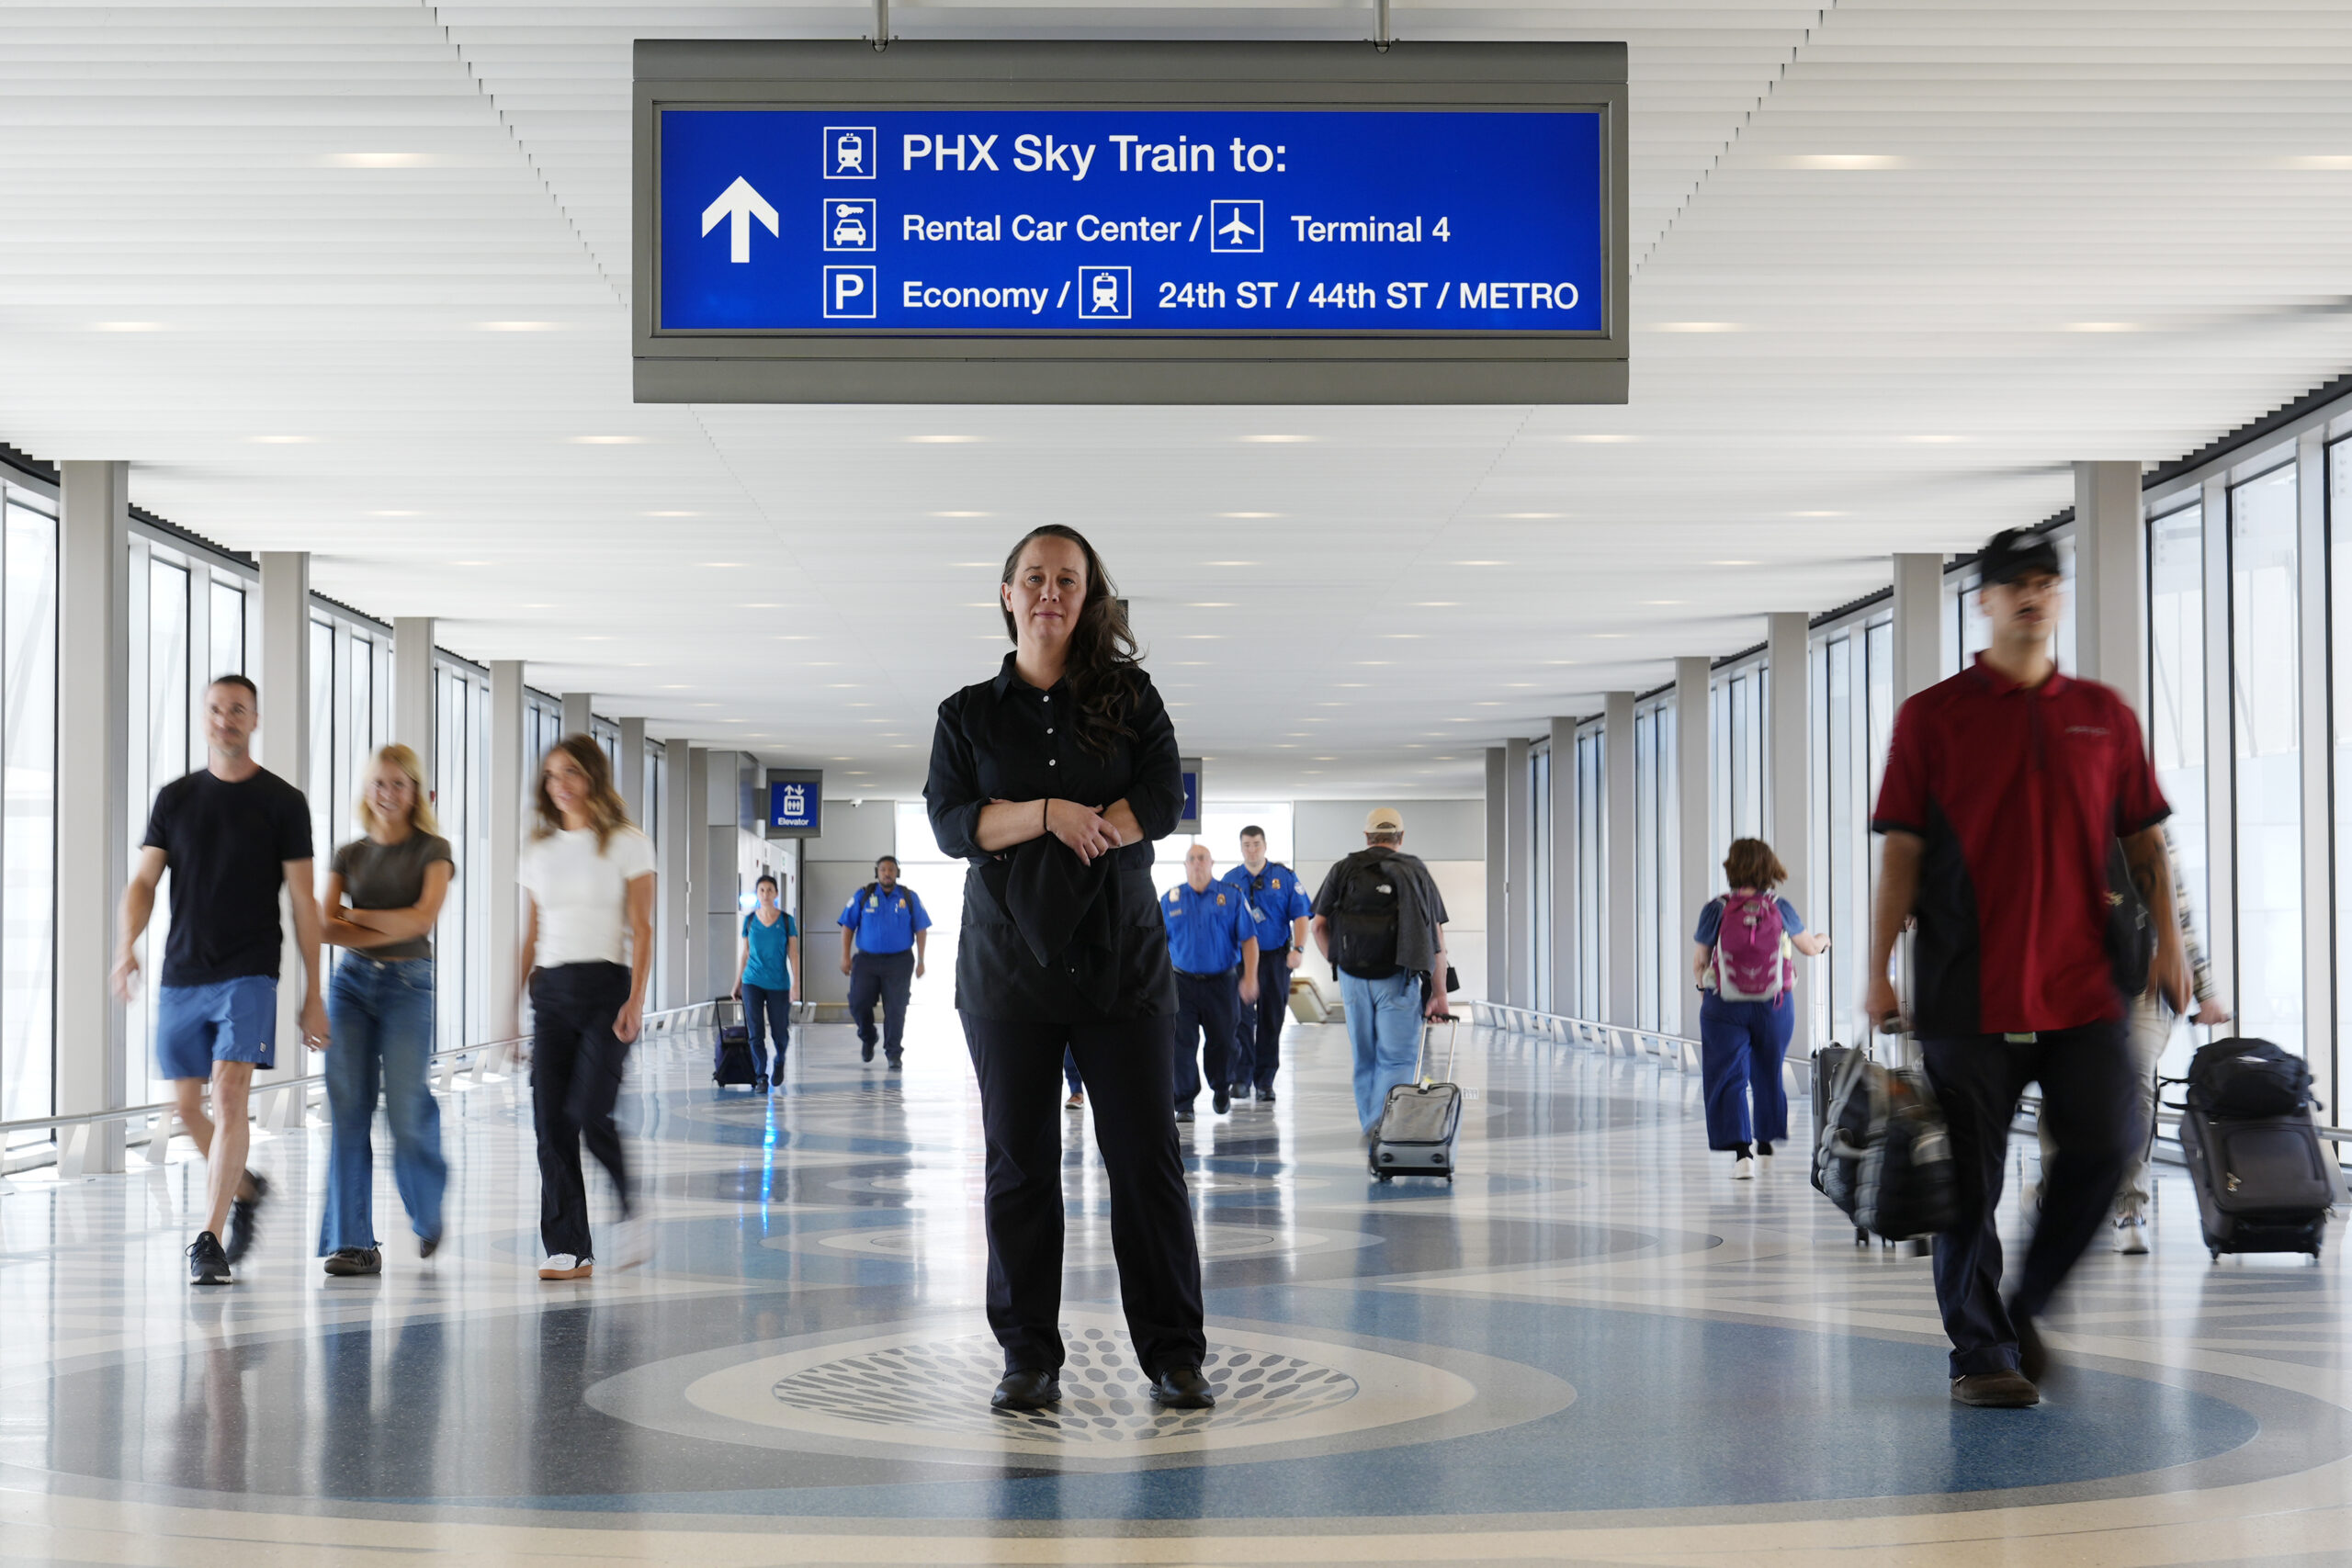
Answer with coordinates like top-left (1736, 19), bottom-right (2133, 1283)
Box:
top-left (1371, 1015), bottom-right (1461, 1181)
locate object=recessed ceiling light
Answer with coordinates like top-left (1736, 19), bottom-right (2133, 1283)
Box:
top-left (1474, 701), bottom-right (1502, 707)
top-left (1651, 321), bottom-right (1745, 333)
top-left (1590, 633), bottom-right (1627, 640)
top-left (2283, 155), bottom-right (2352, 169)
top-left (369, 509), bottom-right (419, 517)
top-left (1380, 634), bottom-right (1425, 640)
top-left (325, 152), bottom-right (435, 168)
top-left (1204, 559), bottom-right (1261, 566)
top-left (249, 434), bottom-right (314, 445)
top-left (661, 683), bottom-right (693, 690)
top-left (1412, 602), bottom-right (1460, 607)
top-left (931, 509), bottom-right (991, 517)
top-left (700, 561), bottom-right (743, 568)
top-left (830, 756), bottom-right (852, 761)
top-left (907, 434), bottom-right (980, 444)
top-left (451, 559), bottom-right (493, 567)
top-left (1561, 434), bottom-right (1637, 445)
top-left (1781, 153), bottom-right (1907, 170)
top-left (521, 603), bottom-right (555, 609)
top-left (1239, 434), bottom-right (1312, 444)
top-left (1335, 682), bottom-right (1367, 688)
top-left (476, 321), bottom-right (563, 332)
top-left (1452, 560), bottom-right (1508, 567)
top-left (773, 634), bottom-right (810, 640)
top-left (1498, 512), bottom-right (1564, 519)
top-left (1709, 559), bottom-right (1760, 567)
top-left (571, 435), bottom-right (643, 445)
top-left (645, 510), bottom-right (697, 517)
top-left (1356, 660), bottom-right (1391, 667)
top-left (1182, 634), bottom-right (1222, 639)
top-left (92, 321), bottom-right (164, 332)
top-left (1314, 756), bottom-right (1336, 761)
top-left (1790, 510), bottom-right (1846, 518)
top-left (1218, 513), bottom-right (1282, 519)
top-left (1186, 602), bottom-right (1235, 608)
top-left (953, 561), bottom-right (996, 568)
top-left (828, 682), bottom-right (861, 689)
top-left (1904, 434), bottom-right (1965, 444)
top-left (2062, 321), bottom-right (2142, 333)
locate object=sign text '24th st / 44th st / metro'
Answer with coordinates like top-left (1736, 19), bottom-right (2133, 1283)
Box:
top-left (659, 109), bottom-right (1605, 333)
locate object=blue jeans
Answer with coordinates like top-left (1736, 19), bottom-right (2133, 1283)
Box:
top-left (320, 956), bottom-right (445, 1254)
top-left (1697, 993), bottom-right (1794, 1150)
top-left (1340, 969), bottom-right (1426, 1132)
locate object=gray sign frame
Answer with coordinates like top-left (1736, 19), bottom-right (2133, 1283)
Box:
top-left (633, 39), bottom-right (1628, 404)
top-left (1177, 755), bottom-right (1204, 836)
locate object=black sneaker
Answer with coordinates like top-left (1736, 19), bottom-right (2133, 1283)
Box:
top-left (1213, 1089), bottom-right (1231, 1115)
top-left (188, 1230), bottom-right (232, 1286)
top-left (323, 1247), bottom-right (381, 1277)
top-left (888, 1056), bottom-right (903, 1072)
top-left (1175, 1105), bottom-right (1195, 1124)
top-left (223, 1169), bottom-right (269, 1262)
top-left (419, 1232), bottom-right (441, 1259)
top-left (1256, 1088), bottom-right (1277, 1106)
top-left (861, 1042), bottom-right (876, 1063)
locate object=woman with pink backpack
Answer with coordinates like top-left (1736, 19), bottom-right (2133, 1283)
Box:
top-left (1691, 838), bottom-right (1830, 1179)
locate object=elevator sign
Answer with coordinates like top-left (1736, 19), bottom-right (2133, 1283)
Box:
top-left (633, 41), bottom-right (1629, 402)
top-left (658, 108), bottom-right (1605, 334)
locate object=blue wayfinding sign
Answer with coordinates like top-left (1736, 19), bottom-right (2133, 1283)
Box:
top-left (768, 779), bottom-right (820, 834)
top-left (659, 108), bottom-right (1604, 334)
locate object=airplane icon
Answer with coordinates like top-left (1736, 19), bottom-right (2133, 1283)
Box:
top-left (1208, 198), bottom-right (1264, 254)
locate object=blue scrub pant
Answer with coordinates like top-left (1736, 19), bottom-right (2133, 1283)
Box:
top-left (1698, 993), bottom-right (1794, 1150)
top-left (1340, 969), bottom-right (1425, 1132)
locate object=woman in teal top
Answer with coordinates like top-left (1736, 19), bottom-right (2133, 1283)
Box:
top-left (733, 874), bottom-right (800, 1090)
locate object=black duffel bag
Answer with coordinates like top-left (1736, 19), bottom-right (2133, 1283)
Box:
top-left (2187, 1036), bottom-right (2313, 1119)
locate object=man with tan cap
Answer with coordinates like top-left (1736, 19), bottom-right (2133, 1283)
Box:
top-left (1311, 807), bottom-right (1453, 1135)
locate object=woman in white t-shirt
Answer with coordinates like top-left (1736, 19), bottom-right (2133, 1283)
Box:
top-left (516, 735), bottom-right (657, 1280)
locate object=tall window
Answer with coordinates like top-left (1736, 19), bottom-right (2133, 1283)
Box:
top-left (1, 493), bottom-right (56, 1138)
top-left (1529, 743), bottom-right (1551, 1013)
top-left (1711, 664), bottom-right (1767, 878)
top-left (2230, 465), bottom-right (2303, 1055)
top-left (2332, 441), bottom-right (2352, 1069)
top-left (1574, 726), bottom-right (1603, 1013)
top-left (2150, 502), bottom-right (2211, 1080)
top-left (1631, 700), bottom-right (1679, 1033)
top-left (435, 660), bottom-right (493, 1051)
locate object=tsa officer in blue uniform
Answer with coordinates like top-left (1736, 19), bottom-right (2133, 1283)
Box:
top-left (837, 855), bottom-right (931, 1068)
top-left (1221, 825), bottom-right (1313, 1105)
top-left (1162, 843), bottom-right (1259, 1121)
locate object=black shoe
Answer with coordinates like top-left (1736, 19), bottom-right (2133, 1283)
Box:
top-left (223, 1169), bottom-right (268, 1262)
top-left (2011, 1308), bottom-right (2050, 1385)
top-left (753, 1076), bottom-right (769, 1094)
top-left (989, 1370), bottom-right (1061, 1411)
top-left (419, 1232), bottom-right (441, 1259)
top-left (187, 1230), bottom-right (232, 1286)
top-left (1149, 1367), bottom-right (1216, 1408)
top-left (888, 1057), bottom-right (903, 1072)
top-left (1951, 1371), bottom-right (2040, 1407)
top-left (861, 1042), bottom-right (876, 1063)
top-left (1255, 1088), bottom-right (1276, 1106)
top-left (1213, 1089), bottom-right (1231, 1115)
top-left (323, 1247), bottom-right (381, 1277)
top-left (1176, 1105), bottom-right (1195, 1123)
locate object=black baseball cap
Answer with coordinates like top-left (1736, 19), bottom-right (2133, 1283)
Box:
top-left (1977, 527), bottom-right (2061, 587)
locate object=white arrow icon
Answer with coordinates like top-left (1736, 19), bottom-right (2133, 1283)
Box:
top-left (701, 176), bottom-right (779, 264)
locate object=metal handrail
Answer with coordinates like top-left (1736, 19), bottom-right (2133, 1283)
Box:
top-left (0, 999), bottom-right (721, 1175)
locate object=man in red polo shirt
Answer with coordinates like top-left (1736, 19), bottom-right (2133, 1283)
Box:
top-left (1867, 528), bottom-right (2188, 1409)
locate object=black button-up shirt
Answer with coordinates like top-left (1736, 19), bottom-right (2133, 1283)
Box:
top-left (925, 653), bottom-right (1182, 1021)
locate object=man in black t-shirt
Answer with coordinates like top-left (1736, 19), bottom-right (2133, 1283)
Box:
top-left (115, 674), bottom-right (327, 1286)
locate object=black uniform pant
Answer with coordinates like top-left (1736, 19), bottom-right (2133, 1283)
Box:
top-left (1171, 970), bottom-right (1238, 1104)
top-left (1230, 947), bottom-right (1292, 1093)
top-left (848, 949), bottom-right (915, 1059)
top-left (960, 1012), bottom-right (1206, 1378)
top-left (1922, 1020), bottom-right (2137, 1378)
top-left (529, 962), bottom-right (634, 1260)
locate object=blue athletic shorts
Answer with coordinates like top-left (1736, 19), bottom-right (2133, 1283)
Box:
top-left (154, 976), bottom-right (278, 1080)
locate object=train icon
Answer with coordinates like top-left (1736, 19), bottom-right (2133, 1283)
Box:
top-left (1076, 265), bottom-right (1131, 321)
top-left (823, 127), bottom-right (876, 180)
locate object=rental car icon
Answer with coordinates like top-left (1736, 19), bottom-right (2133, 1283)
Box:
top-left (821, 198), bottom-right (876, 252)
top-left (832, 208), bottom-right (867, 247)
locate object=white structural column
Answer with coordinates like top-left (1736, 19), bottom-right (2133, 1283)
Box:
top-left (560, 691), bottom-right (592, 738)
top-left (685, 747), bottom-right (712, 1003)
top-left (391, 616), bottom-right (435, 779)
top-left (617, 717), bottom-right (646, 824)
top-left (1547, 716), bottom-right (1577, 1016)
top-left (2199, 475), bottom-right (2238, 1024)
top-left (1603, 692), bottom-right (1636, 1025)
top-left (1892, 552), bottom-right (1944, 704)
top-left (2073, 461), bottom-right (2146, 706)
top-left (54, 462), bottom-right (130, 1173)
top-left (1503, 735), bottom-right (1532, 1008)
top-left (488, 661), bottom-right (526, 1040)
top-left (657, 735), bottom-right (695, 1009)
top-left (1483, 747), bottom-right (1506, 1001)
top-left (254, 553), bottom-right (311, 1100)
top-left (1767, 612), bottom-right (1813, 1053)
top-left (1674, 658), bottom-right (1711, 957)
top-left (2296, 432), bottom-right (2335, 1118)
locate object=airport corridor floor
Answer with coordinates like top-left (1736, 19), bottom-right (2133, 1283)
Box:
top-left (3, 1009), bottom-right (2349, 1566)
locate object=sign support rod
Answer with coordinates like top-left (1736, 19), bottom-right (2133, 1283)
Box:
top-left (1374, 0), bottom-right (1393, 51)
top-left (870, 0), bottom-right (889, 51)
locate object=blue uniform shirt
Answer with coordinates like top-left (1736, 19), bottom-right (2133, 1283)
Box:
top-left (838, 882), bottom-right (932, 955)
top-left (1220, 861), bottom-right (1314, 953)
top-left (1161, 878), bottom-right (1254, 975)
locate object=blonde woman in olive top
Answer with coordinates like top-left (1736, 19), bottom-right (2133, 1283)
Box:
top-left (517, 735), bottom-right (657, 1281)
top-left (318, 744), bottom-right (454, 1277)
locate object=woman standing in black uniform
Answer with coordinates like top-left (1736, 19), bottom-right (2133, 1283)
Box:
top-left (925, 525), bottom-right (1210, 1414)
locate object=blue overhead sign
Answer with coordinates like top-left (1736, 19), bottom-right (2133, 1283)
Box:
top-left (657, 108), bottom-right (1606, 335)
top-left (766, 773), bottom-right (821, 837)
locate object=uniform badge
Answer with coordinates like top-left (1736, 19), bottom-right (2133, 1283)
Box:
top-left (1216, 892), bottom-right (1227, 904)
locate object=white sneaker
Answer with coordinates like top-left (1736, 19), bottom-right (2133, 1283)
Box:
top-left (538, 1253), bottom-right (592, 1280)
top-left (2114, 1215), bottom-right (2150, 1255)
top-left (1731, 1156), bottom-right (1756, 1181)
top-left (610, 1215), bottom-right (652, 1272)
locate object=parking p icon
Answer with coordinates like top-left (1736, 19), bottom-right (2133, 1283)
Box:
top-left (822, 265), bottom-right (877, 319)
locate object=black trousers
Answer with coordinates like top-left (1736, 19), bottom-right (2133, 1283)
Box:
top-left (1170, 970), bottom-right (1238, 1104)
top-left (960, 1012), bottom-right (1206, 1378)
top-left (1922, 1020), bottom-right (2137, 1378)
top-left (1230, 947), bottom-right (1292, 1093)
top-left (848, 949), bottom-right (915, 1059)
top-left (529, 962), bottom-right (634, 1259)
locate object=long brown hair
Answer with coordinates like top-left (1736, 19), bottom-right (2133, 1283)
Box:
top-left (999, 525), bottom-right (1143, 758)
top-left (532, 734), bottom-right (633, 850)
top-left (1723, 837), bottom-right (1788, 890)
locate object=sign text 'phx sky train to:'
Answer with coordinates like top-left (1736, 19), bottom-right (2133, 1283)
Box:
top-left (659, 109), bottom-right (1605, 334)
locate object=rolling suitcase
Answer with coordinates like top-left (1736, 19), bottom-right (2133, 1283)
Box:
top-left (2174, 1090), bottom-right (2334, 1261)
top-left (712, 996), bottom-right (763, 1092)
top-left (1371, 1014), bottom-right (1461, 1182)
